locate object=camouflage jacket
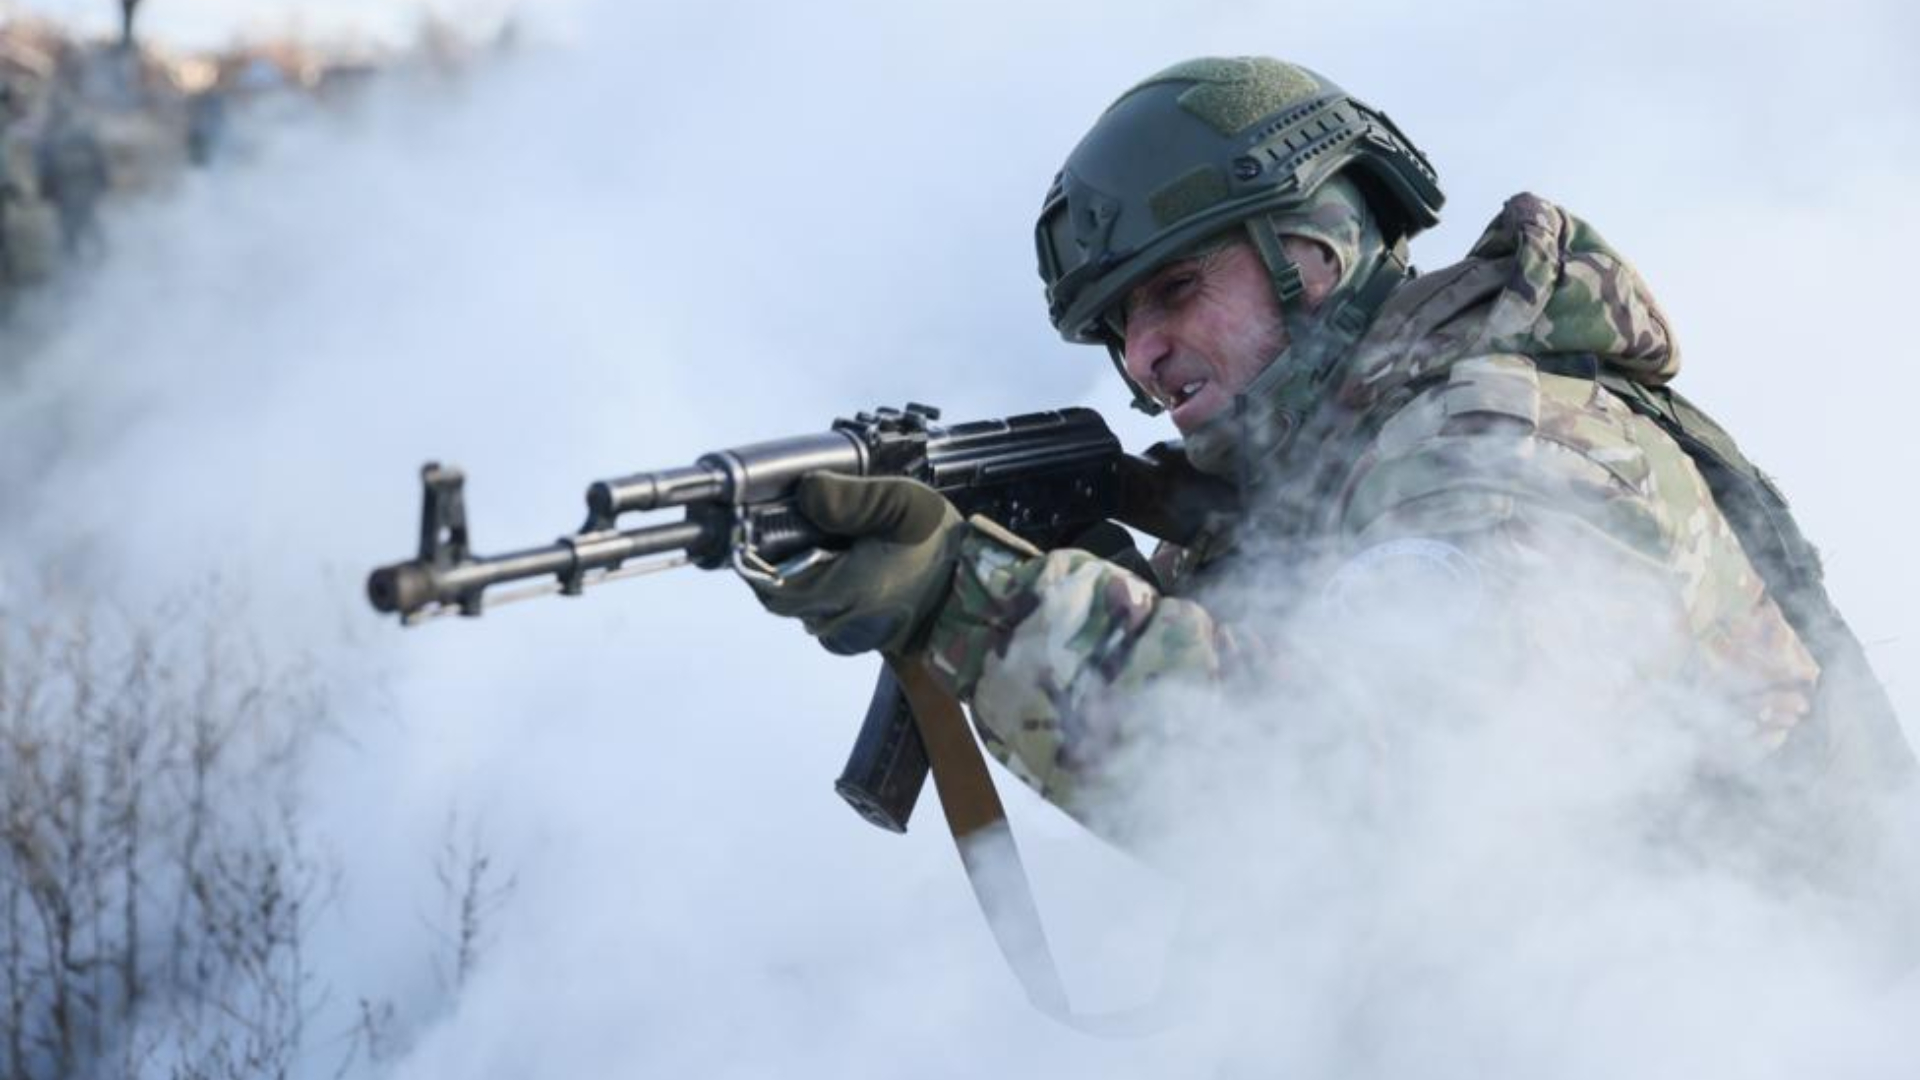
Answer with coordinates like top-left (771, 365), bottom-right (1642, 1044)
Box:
top-left (923, 194), bottom-right (1819, 822)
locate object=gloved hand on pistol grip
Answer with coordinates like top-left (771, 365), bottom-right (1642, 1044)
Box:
top-left (745, 473), bottom-right (966, 656)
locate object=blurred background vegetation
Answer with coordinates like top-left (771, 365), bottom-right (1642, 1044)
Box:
top-left (2, 7), bottom-right (520, 1077)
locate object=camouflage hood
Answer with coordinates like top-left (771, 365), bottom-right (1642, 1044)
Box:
top-left (1343, 192), bottom-right (1679, 406)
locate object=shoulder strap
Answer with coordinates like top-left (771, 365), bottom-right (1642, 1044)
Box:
top-left (886, 654), bottom-right (1173, 1037)
top-left (1537, 357), bottom-right (1917, 790)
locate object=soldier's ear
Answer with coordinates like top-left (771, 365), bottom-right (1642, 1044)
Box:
top-left (1278, 236), bottom-right (1341, 311)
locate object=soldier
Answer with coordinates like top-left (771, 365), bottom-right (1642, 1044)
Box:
top-left (35, 97), bottom-right (110, 261)
top-left (746, 57), bottom-right (1912, 842)
top-left (186, 88), bottom-right (227, 168)
top-left (0, 83), bottom-right (17, 294)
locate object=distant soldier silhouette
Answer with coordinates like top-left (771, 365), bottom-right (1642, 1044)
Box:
top-left (36, 98), bottom-right (111, 261)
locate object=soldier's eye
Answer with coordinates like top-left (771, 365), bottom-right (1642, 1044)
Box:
top-left (1123, 263), bottom-right (1203, 327)
top-left (1155, 269), bottom-right (1202, 308)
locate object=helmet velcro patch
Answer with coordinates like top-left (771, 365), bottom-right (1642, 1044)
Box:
top-left (1137, 56), bottom-right (1260, 88)
top-left (1149, 166), bottom-right (1231, 227)
top-left (1112, 57), bottom-right (1322, 135)
top-left (1177, 60), bottom-right (1321, 135)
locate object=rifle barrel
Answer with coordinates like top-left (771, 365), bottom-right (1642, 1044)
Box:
top-left (367, 517), bottom-right (712, 617)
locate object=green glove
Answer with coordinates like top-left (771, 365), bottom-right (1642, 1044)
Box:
top-left (747, 473), bottom-right (966, 656)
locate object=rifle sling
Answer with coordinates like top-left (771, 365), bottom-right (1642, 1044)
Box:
top-left (884, 653), bottom-right (1167, 1037)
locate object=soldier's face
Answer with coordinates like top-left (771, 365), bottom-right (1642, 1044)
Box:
top-left (1118, 238), bottom-right (1332, 433)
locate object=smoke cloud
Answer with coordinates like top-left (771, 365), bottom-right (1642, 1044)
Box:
top-left (1, 0), bottom-right (1915, 1076)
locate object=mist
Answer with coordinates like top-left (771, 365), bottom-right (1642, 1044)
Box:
top-left (1, 0), bottom-right (1916, 1076)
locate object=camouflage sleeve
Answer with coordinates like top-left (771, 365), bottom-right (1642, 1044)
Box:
top-left (923, 516), bottom-right (1229, 815)
top-left (1336, 353), bottom-right (1819, 748)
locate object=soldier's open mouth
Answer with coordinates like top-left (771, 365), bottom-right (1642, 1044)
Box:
top-left (1171, 378), bottom-right (1207, 408)
top-left (1169, 380), bottom-right (1221, 429)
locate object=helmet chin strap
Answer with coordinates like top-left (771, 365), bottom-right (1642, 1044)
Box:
top-left (1183, 216), bottom-right (1410, 486)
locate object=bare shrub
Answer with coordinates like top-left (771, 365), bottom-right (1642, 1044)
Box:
top-left (429, 813), bottom-right (516, 997)
top-left (0, 593), bottom-right (329, 1080)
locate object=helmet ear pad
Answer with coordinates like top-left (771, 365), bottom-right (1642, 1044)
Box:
top-left (1278, 236), bottom-right (1342, 310)
top-left (1252, 174), bottom-right (1380, 304)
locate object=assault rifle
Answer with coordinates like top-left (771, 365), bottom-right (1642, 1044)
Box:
top-left (367, 403), bottom-right (1233, 834)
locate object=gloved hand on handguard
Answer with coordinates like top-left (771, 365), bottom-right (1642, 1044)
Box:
top-left (744, 473), bottom-right (967, 656)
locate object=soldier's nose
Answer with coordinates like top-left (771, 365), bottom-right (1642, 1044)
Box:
top-left (1122, 324), bottom-right (1171, 397)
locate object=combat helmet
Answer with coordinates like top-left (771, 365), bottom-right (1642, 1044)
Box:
top-left (1035, 57), bottom-right (1444, 416)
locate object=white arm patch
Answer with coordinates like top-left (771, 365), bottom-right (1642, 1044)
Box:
top-left (1321, 537), bottom-right (1485, 625)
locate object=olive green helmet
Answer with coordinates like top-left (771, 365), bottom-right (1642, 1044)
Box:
top-left (1036, 57), bottom-right (1443, 353)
